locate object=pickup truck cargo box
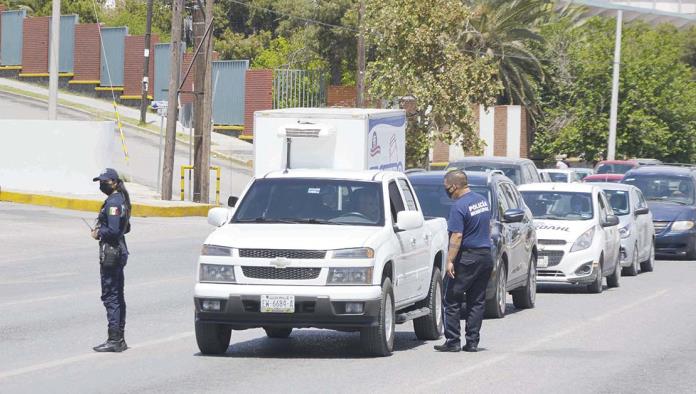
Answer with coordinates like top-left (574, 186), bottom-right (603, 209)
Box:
top-left (253, 108), bottom-right (406, 177)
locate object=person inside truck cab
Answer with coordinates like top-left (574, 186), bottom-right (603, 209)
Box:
top-left (352, 188), bottom-right (380, 222)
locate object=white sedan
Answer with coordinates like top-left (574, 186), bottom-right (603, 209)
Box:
top-left (519, 183), bottom-right (622, 293)
top-left (539, 169), bottom-right (582, 183)
top-left (595, 183), bottom-right (656, 276)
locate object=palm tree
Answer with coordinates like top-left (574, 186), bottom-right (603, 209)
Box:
top-left (462, 0), bottom-right (550, 122)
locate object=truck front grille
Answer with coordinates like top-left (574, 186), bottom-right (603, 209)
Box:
top-left (241, 266), bottom-right (322, 280)
top-left (538, 239), bottom-right (566, 245)
top-left (239, 249), bottom-right (326, 259)
top-left (539, 250), bottom-right (564, 266)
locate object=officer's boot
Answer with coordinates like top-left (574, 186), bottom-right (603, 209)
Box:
top-left (118, 327), bottom-right (128, 351)
top-left (93, 328), bottom-right (126, 352)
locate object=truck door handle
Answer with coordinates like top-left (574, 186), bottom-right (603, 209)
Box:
top-left (423, 234), bottom-right (430, 242)
top-left (410, 238), bottom-right (417, 247)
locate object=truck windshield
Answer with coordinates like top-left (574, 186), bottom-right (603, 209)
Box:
top-left (231, 178), bottom-right (385, 226)
top-left (623, 175), bottom-right (695, 205)
top-left (521, 191), bottom-right (594, 221)
top-left (411, 184), bottom-right (490, 219)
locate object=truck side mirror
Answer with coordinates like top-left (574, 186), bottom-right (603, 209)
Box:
top-left (634, 207), bottom-right (649, 216)
top-left (207, 207), bottom-right (230, 227)
top-left (503, 208), bottom-right (525, 223)
top-left (394, 211), bottom-right (423, 232)
top-left (603, 215), bottom-right (620, 227)
top-left (228, 196), bottom-right (239, 207)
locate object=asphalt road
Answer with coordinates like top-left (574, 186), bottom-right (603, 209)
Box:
top-left (0, 91), bottom-right (252, 202)
top-left (2, 202), bottom-right (696, 393)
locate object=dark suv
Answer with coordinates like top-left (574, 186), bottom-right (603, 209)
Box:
top-left (447, 156), bottom-right (542, 185)
top-left (408, 171), bottom-right (538, 318)
top-left (622, 165), bottom-right (696, 259)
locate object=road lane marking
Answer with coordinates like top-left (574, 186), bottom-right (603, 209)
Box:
top-left (417, 289), bottom-right (669, 390)
top-left (0, 276), bottom-right (191, 307)
top-left (0, 332), bottom-right (194, 381)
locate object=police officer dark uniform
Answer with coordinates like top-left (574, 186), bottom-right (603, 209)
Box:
top-left (435, 170), bottom-right (493, 353)
top-left (91, 168), bottom-right (131, 353)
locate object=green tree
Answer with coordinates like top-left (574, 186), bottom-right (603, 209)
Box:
top-left (365, 0), bottom-right (501, 168)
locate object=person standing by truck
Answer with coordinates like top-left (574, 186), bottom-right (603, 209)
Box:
top-left (435, 170), bottom-right (493, 353)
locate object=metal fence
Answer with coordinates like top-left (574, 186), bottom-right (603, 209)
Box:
top-left (100, 27), bottom-right (127, 86)
top-left (273, 69), bottom-right (328, 109)
top-left (50, 15), bottom-right (78, 73)
top-left (1, 10), bottom-right (26, 66)
top-left (212, 60), bottom-right (249, 125)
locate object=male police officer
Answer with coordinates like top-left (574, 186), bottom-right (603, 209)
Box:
top-left (435, 170), bottom-right (493, 352)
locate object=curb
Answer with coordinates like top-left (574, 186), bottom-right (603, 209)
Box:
top-left (0, 190), bottom-right (215, 217)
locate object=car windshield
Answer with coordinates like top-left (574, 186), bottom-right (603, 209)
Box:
top-left (622, 175), bottom-right (695, 205)
top-left (547, 172), bottom-right (569, 183)
top-left (451, 163), bottom-right (521, 185)
top-left (411, 183), bottom-right (490, 219)
top-left (604, 189), bottom-right (630, 216)
top-left (232, 178), bottom-right (385, 226)
top-left (596, 163), bottom-right (634, 174)
top-left (521, 191), bottom-right (594, 221)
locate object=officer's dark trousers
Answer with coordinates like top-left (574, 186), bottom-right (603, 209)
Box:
top-left (100, 255), bottom-right (127, 332)
top-left (443, 251), bottom-right (493, 346)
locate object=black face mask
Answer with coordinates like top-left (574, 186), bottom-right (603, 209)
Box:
top-left (100, 182), bottom-right (114, 195)
top-left (444, 185), bottom-right (456, 199)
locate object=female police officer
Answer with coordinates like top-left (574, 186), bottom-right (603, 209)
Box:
top-left (91, 168), bottom-right (131, 352)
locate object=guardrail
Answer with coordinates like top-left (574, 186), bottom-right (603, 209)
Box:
top-left (180, 165), bottom-right (221, 205)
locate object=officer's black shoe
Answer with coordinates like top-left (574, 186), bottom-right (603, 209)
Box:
top-left (462, 343), bottom-right (478, 352)
top-left (93, 329), bottom-right (127, 353)
top-left (434, 342), bottom-right (461, 352)
top-left (119, 328), bottom-right (128, 351)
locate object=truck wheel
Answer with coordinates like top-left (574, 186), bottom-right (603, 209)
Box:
top-left (622, 245), bottom-right (639, 277)
top-left (607, 257), bottom-right (621, 288)
top-left (640, 243), bottom-right (655, 272)
top-left (414, 267), bottom-right (443, 340)
top-left (195, 321), bottom-right (231, 355)
top-left (512, 255), bottom-right (536, 309)
top-left (587, 259), bottom-right (604, 294)
top-left (484, 264), bottom-right (506, 319)
top-left (263, 327), bottom-right (293, 338)
top-left (361, 277), bottom-right (395, 357)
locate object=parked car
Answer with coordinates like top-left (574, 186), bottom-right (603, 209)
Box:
top-left (539, 169), bottom-right (582, 183)
top-left (447, 156), bottom-right (542, 185)
top-left (635, 158), bottom-right (662, 166)
top-left (595, 183), bottom-right (655, 275)
top-left (583, 173), bottom-right (624, 183)
top-left (540, 171), bottom-right (553, 182)
top-left (519, 183), bottom-right (621, 293)
top-left (622, 165), bottom-right (696, 259)
top-left (594, 160), bottom-right (639, 175)
top-left (574, 168), bottom-right (594, 180)
top-left (408, 170), bottom-right (538, 318)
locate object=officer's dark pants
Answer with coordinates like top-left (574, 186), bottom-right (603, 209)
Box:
top-left (443, 250), bottom-right (493, 347)
top-left (100, 254), bottom-right (127, 332)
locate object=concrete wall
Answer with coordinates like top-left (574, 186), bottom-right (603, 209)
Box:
top-left (0, 120), bottom-right (119, 195)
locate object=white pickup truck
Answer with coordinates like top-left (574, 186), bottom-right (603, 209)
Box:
top-left (194, 109), bottom-right (448, 356)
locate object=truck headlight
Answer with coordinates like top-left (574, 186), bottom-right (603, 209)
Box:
top-left (199, 264), bottom-right (236, 283)
top-left (570, 227), bottom-right (595, 252)
top-left (330, 248), bottom-right (375, 259)
top-left (201, 245), bottom-right (233, 256)
top-left (327, 267), bottom-right (373, 285)
top-left (671, 220), bottom-right (695, 232)
top-left (619, 225), bottom-right (631, 239)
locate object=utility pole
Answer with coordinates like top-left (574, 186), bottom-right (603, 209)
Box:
top-left (192, 0), bottom-right (214, 204)
top-left (139, 0), bottom-right (154, 124)
top-left (48, 0), bottom-right (61, 120)
top-left (161, 0), bottom-right (183, 200)
top-left (607, 10), bottom-right (623, 161)
top-left (356, 0), bottom-right (365, 107)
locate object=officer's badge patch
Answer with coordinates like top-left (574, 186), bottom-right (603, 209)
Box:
top-left (109, 206), bottom-right (120, 216)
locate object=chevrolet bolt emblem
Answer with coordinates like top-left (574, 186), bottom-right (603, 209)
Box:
top-left (270, 257), bottom-right (291, 268)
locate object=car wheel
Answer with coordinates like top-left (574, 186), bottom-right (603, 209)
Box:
top-left (195, 321), bottom-right (231, 355)
top-left (263, 327), bottom-right (293, 338)
top-left (512, 254), bottom-right (536, 309)
top-left (622, 245), bottom-right (639, 277)
top-left (414, 267), bottom-right (444, 340)
top-left (485, 263), bottom-right (507, 318)
top-left (607, 254), bottom-right (621, 288)
top-left (587, 258), bottom-right (604, 294)
top-left (640, 242), bottom-right (655, 272)
top-left (361, 277), bottom-right (395, 357)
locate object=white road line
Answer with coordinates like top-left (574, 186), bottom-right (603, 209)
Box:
top-left (416, 289), bottom-right (669, 390)
top-left (0, 332), bottom-right (194, 381)
top-left (0, 276), bottom-right (190, 307)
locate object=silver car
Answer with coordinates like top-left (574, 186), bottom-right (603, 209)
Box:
top-left (596, 183), bottom-right (656, 275)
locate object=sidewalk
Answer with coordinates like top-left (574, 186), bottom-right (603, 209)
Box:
top-left (0, 77), bottom-right (254, 166)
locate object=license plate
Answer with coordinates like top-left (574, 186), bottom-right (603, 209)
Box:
top-left (260, 295), bottom-right (295, 313)
top-left (537, 256), bottom-right (549, 268)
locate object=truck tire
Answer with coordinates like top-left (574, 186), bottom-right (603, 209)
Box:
top-left (640, 243), bottom-right (655, 272)
top-left (512, 255), bottom-right (536, 309)
top-left (195, 321), bottom-right (231, 355)
top-left (361, 277), bottom-right (395, 357)
top-left (587, 258), bottom-right (604, 294)
top-left (414, 267), bottom-right (444, 340)
top-left (607, 256), bottom-right (621, 288)
top-left (622, 245), bottom-right (639, 277)
top-left (484, 264), bottom-right (507, 319)
top-left (264, 327), bottom-right (293, 338)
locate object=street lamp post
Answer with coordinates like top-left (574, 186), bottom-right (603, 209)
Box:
top-left (607, 10), bottom-right (623, 161)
